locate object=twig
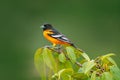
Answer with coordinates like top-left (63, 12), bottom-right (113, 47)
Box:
top-left (47, 47), bottom-right (82, 67)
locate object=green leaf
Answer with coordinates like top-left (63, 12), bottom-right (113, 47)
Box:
top-left (60, 68), bottom-right (73, 80)
top-left (100, 53), bottom-right (116, 66)
top-left (107, 57), bottom-right (117, 66)
top-left (79, 60), bottom-right (96, 74)
top-left (84, 60), bottom-right (96, 74)
top-left (72, 73), bottom-right (88, 79)
top-left (81, 52), bottom-right (90, 61)
top-left (59, 53), bottom-right (66, 63)
top-left (66, 47), bottom-right (76, 63)
top-left (101, 72), bottom-right (113, 80)
top-left (34, 48), bottom-right (43, 71)
top-left (52, 68), bottom-right (73, 80)
top-left (110, 66), bottom-right (120, 80)
top-left (101, 53), bottom-right (115, 61)
top-left (42, 48), bottom-right (57, 73)
top-left (76, 49), bottom-right (90, 61)
top-left (90, 71), bottom-right (96, 80)
top-left (34, 48), bottom-right (47, 80)
top-left (58, 60), bottom-right (73, 70)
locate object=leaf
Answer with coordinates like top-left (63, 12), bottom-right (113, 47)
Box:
top-left (52, 68), bottom-right (73, 80)
top-left (72, 73), bottom-right (88, 79)
top-left (34, 48), bottom-right (47, 80)
top-left (59, 53), bottom-right (66, 63)
top-left (34, 48), bottom-right (42, 71)
top-left (100, 72), bottom-right (113, 80)
top-left (100, 53), bottom-right (116, 66)
top-left (81, 52), bottom-right (90, 61)
top-left (95, 77), bottom-right (101, 80)
top-left (110, 65), bottom-right (120, 80)
top-left (58, 60), bottom-right (73, 71)
top-left (100, 53), bottom-right (115, 61)
top-left (66, 47), bottom-right (76, 63)
top-left (84, 60), bottom-right (96, 74)
top-left (90, 71), bottom-right (96, 80)
top-left (107, 57), bottom-right (117, 66)
top-left (76, 49), bottom-right (90, 61)
top-left (42, 48), bottom-right (57, 73)
top-left (79, 60), bottom-right (96, 74)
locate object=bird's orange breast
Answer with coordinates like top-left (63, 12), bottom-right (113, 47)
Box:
top-left (43, 30), bottom-right (70, 45)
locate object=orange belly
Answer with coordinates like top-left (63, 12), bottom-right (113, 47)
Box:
top-left (43, 31), bottom-right (70, 45)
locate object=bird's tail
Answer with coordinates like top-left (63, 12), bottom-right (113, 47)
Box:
top-left (71, 43), bottom-right (84, 53)
top-left (71, 43), bottom-right (77, 48)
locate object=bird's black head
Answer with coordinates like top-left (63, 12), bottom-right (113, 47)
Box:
top-left (41, 24), bottom-right (53, 30)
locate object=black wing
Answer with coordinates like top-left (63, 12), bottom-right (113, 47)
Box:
top-left (49, 29), bottom-right (72, 44)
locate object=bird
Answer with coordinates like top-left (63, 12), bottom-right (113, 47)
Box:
top-left (41, 24), bottom-right (76, 48)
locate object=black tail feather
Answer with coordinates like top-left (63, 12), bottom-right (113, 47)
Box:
top-left (70, 43), bottom-right (84, 53)
top-left (71, 43), bottom-right (77, 48)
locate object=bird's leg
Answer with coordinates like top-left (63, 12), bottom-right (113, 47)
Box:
top-left (50, 44), bottom-right (63, 53)
top-left (54, 45), bottom-right (64, 53)
top-left (52, 43), bottom-right (58, 49)
top-left (45, 44), bottom-right (60, 53)
top-left (44, 44), bottom-right (56, 48)
top-left (53, 43), bottom-right (56, 47)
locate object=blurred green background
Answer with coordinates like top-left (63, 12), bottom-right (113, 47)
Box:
top-left (0, 0), bottom-right (120, 80)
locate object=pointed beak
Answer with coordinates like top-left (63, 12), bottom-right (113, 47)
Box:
top-left (40, 25), bottom-right (44, 28)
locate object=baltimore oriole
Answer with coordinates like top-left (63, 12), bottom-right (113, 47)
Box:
top-left (41, 24), bottom-right (76, 48)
